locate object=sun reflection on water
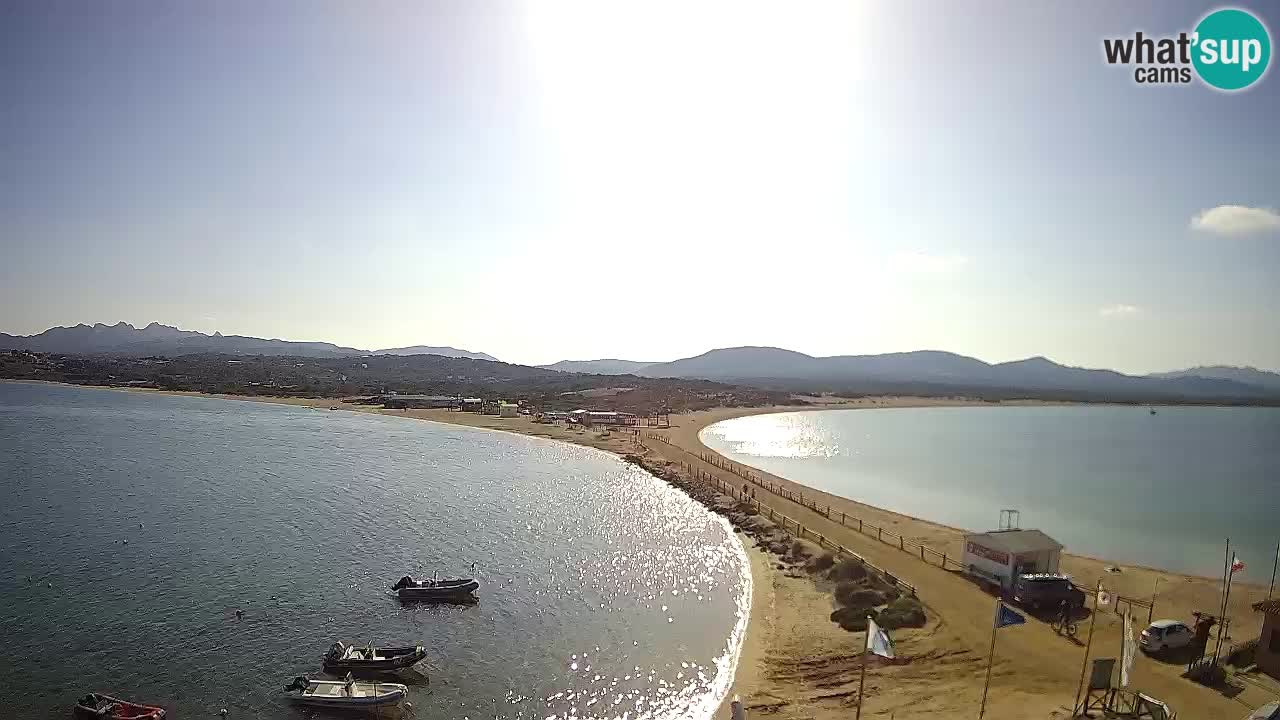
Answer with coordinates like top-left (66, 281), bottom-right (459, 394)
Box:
top-left (700, 412), bottom-right (841, 459)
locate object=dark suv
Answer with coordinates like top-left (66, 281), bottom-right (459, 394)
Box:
top-left (1013, 573), bottom-right (1085, 610)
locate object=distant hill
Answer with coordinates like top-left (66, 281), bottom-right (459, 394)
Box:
top-left (540, 359), bottom-right (658, 375)
top-left (626, 346), bottom-right (1277, 402)
top-left (1149, 365), bottom-right (1280, 392)
top-left (0, 322), bottom-right (500, 361)
top-left (0, 322), bottom-right (365, 357)
top-left (374, 345), bottom-right (499, 362)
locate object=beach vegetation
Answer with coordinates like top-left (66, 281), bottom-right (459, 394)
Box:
top-left (807, 552), bottom-right (835, 573)
top-left (828, 557), bottom-right (868, 582)
top-left (877, 596), bottom-right (927, 629)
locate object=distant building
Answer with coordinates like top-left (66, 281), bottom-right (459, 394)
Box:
top-left (498, 402), bottom-right (519, 418)
top-left (1252, 600), bottom-right (1280, 680)
top-left (569, 409), bottom-right (638, 426)
top-left (382, 395), bottom-right (460, 410)
top-left (961, 529), bottom-right (1064, 590)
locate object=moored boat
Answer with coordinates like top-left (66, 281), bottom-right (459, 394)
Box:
top-left (73, 693), bottom-right (166, 720)
top-left (392, 574), bottom-right (479, 601)
top-left (323, 641), bottom-right (427, 673)
top-left (283, 675), bottom-right (407, 707)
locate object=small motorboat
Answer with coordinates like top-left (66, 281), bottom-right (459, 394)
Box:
top-left (323, 641), bottom-right (427, 673)
top-left (283, 674), bottom-right (407, 707)
top-left (392, 574), bottom-right (479, 601)
top-left (73, 693), bottom-right (166, 719)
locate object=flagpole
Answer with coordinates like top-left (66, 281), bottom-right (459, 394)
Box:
top-left (1212, 539), bottom-right (1231, 664)
top-left (1214, 560), bottom-right (1237, 664)
top-left (1117, 609), bottom-right (1127, 687)
top-left (1269, 541), bottom-right (1278, 600)
top-left (979, 598), bottom-right (1000, 719)
top-left (1072, 579), bottom-right (1102, 716)
top-left (856, 616), bottom-right (870, 720)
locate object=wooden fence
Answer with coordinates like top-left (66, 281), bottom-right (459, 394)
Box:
top-left (645, 433), bottom-right (965, 575)
top-left (643, 433), bottom-right (1154, 613)
top-left (638, 435), bottom-right (917, 597)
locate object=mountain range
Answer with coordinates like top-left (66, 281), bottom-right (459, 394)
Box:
top-left (542, 347), bottom-right (1280, 401)
top-left (4, 324), bottom-right (1278, 402)
top-left (0, 323), bottom-right (494, 361)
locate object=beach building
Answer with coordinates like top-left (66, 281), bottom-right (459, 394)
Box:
top-left (461, 398), bottom-right (482, 412)
top-left (382, 394), bottom-right (459, 409)
top-left (1251, 600), bottom-right (1280, 680)
top-left (961, 529), bottom-right (1064, 590)
top-left (498, 402), bottom-right (519, 418)
top-left (569, 409), bottom-right (638, 426)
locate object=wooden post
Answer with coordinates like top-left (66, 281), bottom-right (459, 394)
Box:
top-left (859, 519), bottom-right (863, 533)
top-left (921, 546), bottom-right (925, 561)
top-left (900, 537), bottom-right (904, 551)
top-left (855, 617), bottom-right (870, 720)
top-left (943, 553), bottom-right (947, 569)
top-left (841, 512), bottom-right (846, 524)
top-left (1072, 579), bottom-right (1104, 714)
top-left (878, 528), bottom-right (882, 542)
top-left (1269, 541), bottom-right (1278, 600)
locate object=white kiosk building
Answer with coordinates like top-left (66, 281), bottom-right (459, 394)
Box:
top-left (962, 528), bottom-right (1064, 591)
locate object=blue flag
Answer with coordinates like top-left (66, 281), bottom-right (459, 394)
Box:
top-left (996, 603), bottom-right (1026, 629)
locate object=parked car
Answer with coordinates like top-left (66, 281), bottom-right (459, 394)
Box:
top-left (1140, 619), bottom-right (1195, 653)
top-left (1012, 573), bottom-right (1085, 610)
top-left (1244, 701), bottom-right (1279, 720)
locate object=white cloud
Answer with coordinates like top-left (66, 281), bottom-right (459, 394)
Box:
top-left (1190, 205), bottom-right (1280, 236)
top-left (887, 251), bottom-right (970, 274)
top-left (1099, 304), bottom-right (1141, 317)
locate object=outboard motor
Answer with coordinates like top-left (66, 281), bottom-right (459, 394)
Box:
top-left (391, 575), bottom-right (415, 591)
top-left (283, 676), bottom-right (310, 692)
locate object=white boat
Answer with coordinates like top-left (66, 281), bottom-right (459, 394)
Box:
top-left (282, 675), bottom-right (407, 707)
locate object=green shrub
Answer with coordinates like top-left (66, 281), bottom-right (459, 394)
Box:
top-left (876, 596), bottom-right (926, 629)
top-left (807, 552), bottom-right (836, 573)
top-left (830, 606), bottom-right (873, 632)
top-left (828, 557), bottom-right (867, 582)
top-left (834, 583), bottom-right (886, 610)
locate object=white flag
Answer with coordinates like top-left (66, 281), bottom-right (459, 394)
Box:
top-left (867, 617), bottom-right (895, 659)
top-left (1120, 611), bottom-right (1136, 688)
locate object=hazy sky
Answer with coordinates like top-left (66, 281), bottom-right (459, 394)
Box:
top-left (3, 1), bottom-right (1278, 371)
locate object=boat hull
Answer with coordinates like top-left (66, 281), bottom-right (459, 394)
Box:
top-left (73, 693), bottom-right (166, 720)
top-left (287, 680), bottom-right (407, 707)
top-left (323, 644), bottom-right (427, 673)
top-left (394, 577), bottom-right (480, 602)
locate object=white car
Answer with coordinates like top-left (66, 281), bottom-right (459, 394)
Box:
top-left (1139, 619), bottom-right (1195, 652)
top-left (1245, 702), bottom-right (1279, 720)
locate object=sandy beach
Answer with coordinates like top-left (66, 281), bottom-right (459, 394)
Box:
top-left (21, 383), bottom-right (1280, 718)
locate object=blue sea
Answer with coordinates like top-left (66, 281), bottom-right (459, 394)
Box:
top-left (701, 405), bottom-right (1280, 578)
top-left (0, 382), bottom-right (750, 719)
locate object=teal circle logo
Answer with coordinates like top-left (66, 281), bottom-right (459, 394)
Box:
top-left (1192, 8), bottom-right (1271, 91)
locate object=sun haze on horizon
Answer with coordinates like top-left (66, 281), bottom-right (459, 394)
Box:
top-left (1, 0), bottom-right (1277, 372)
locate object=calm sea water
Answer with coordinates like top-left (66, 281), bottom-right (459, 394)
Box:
top-left (701, 406), bottom-right (1280, 579)
top-left (0, 382), bottom-right (749, 720)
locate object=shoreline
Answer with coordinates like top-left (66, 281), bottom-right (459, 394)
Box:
top-left (8, 381), bottom-right (1275, 718)
top-left (688, 405), bottom-right (1270, 587)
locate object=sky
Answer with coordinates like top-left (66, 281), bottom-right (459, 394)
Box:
top-left (2, 1), bottom-right (1278, 372)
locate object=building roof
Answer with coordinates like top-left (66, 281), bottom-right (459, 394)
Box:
top-left (964, 529), bottom-right (1063, 554)
top-left (1253, 599), bottom-right (1280, 615)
